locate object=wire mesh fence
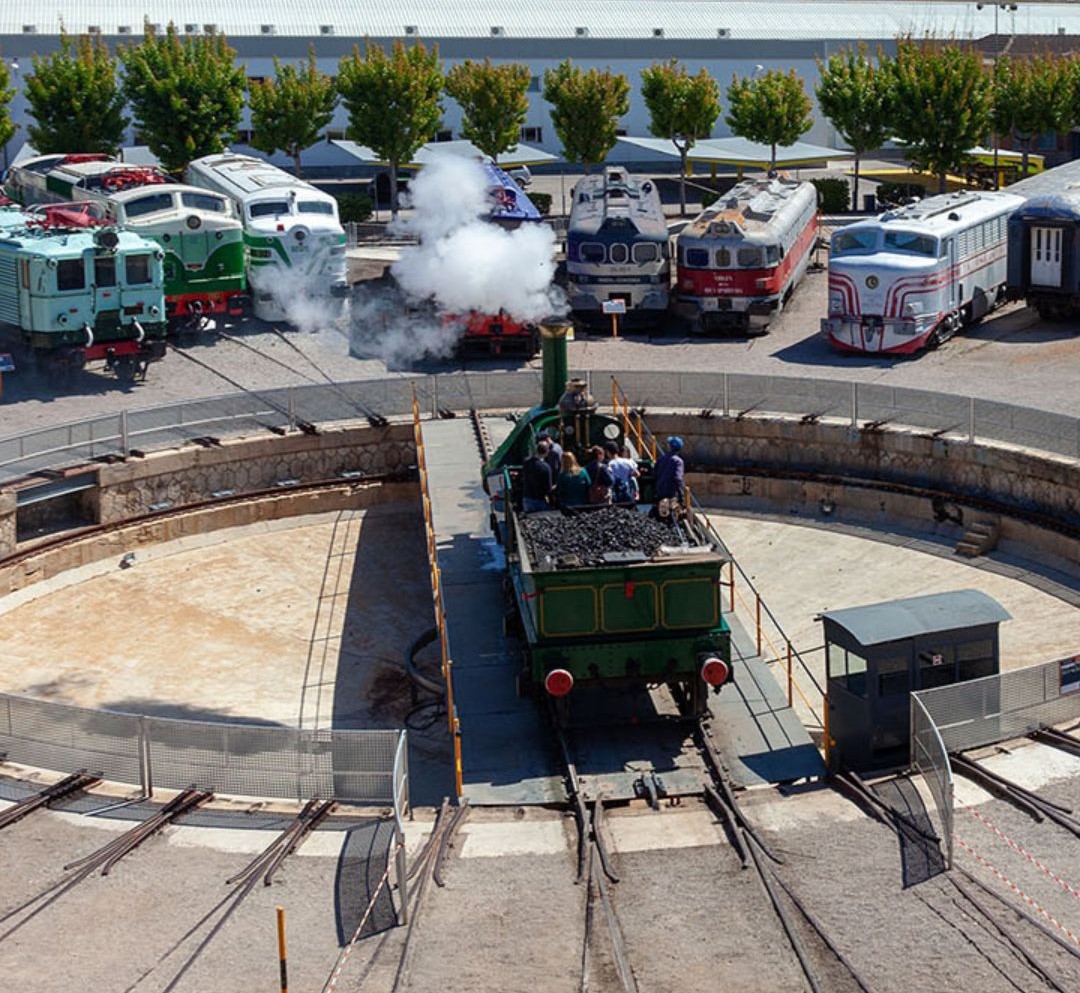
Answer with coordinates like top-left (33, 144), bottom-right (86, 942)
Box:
top-left (910, 694), bottom-right (954, 867)
top-left (3, 371), bottom-right (1077, 487)
top-left (0, 690), bottom-right (405, 805)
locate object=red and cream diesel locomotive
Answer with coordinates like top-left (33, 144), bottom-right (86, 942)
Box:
top-left (822, 190), bottom-right (1025, 354)
top-left (674, 176), bottom-right (818, 333)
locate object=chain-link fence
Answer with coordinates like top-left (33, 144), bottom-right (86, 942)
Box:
top-left (3, 371), bottom-right (1078, 486)
top-left (0, 690), bottom-right (405, 805)
top-left (910, 694), bottom-right (954, 867)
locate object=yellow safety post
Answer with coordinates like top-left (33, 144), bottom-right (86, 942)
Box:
top-left (755, 594), bottom-right (762, 656)
top-left (611, 311), bottom-right (619, 338)
top-left (276, 906), bottom-right (288, 993)
top-left (611, 378), bottom-right (618, 415)
top-left (786, 641), bottom-right (793, 707)
top-left (729, 560), bottom-right (736, 613)
top-left (453, 713), bottom-right (464, 797)
top-left (822, 693), bottom-right (832, 767)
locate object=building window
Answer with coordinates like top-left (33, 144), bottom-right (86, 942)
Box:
top-left (520, 126), bottom-right (542, 143)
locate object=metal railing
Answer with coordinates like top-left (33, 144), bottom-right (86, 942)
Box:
top-left (3, 370), bottom-right (1079, 486)
top-left (412, 388), bottom-right (463, 797)
top-left (0, 690), bottom-right (406, 806)
top-left (391, 731), bottom-right (410, 925)
top-left (910, 693), bottom-right (955, 868)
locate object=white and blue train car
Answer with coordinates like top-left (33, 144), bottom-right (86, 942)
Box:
top-left (566, 168), bottom-right (670, 331)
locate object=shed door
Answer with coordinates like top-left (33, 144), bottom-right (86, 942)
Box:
top-left (1031, 226), bottom-right (1063, 287)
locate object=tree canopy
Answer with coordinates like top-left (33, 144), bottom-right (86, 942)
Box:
top-left (887, 39), bottom-right (992, 193)
top-left (0, 60), bottom-right (13, 154)
top-left (726, 68), bottom-right (813, 173)
top-left (445, 58), bottom-right (531, 163)
top-left (815, 45), bottom-right (891, 210)
top-left (120, 23), bottom-right (246, 175)
top-left (640, 60), bottom-right (721, 214)
top-left (542, 61), bottom-right (629, 173)
top-left (24, 33), bottom-right (127, 156)
top-left (248, 49), bottom-right (337, 177)
top-left (337, 41), bottom-right (443, 215)
top-left (992, 54), bottom-right (1073, 177)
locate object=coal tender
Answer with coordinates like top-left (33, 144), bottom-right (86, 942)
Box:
top-left (483, 320), bottom-right (732, 715)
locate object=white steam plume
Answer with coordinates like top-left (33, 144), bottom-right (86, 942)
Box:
top-left (348, 155), bottom-right (565, 367)
top-left (249, 263), bottom-right (347, 335)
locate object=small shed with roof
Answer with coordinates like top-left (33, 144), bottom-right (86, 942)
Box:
top-left (820, 589), bottom-right (1010, 771)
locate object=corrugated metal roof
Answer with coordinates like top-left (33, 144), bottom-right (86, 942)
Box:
top-left (5, 2), bottom-right (1080, 42)
top-left (821, 590), bottom-right (1011, 646)
top-left (619, 136), bottom-right (851, 166)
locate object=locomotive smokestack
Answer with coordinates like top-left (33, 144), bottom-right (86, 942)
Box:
top-left (540, 319), bottom-right (572, 410)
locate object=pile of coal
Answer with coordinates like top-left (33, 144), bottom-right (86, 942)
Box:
top-left (519, 506), bottom-right (692, 568)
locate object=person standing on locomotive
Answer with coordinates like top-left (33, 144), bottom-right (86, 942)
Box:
top-left (653, 436), bottom-right (686, 517)
top-left (584, 446), bottom-right (615, 505)
top-left (557, 451), bottom-right (592, 508)
top-left (522, 440), bottom-right (555, 513)
top-left (604, 441), bottom-right (640, 504)
top-left (540, 429), bottom-right (563, 478)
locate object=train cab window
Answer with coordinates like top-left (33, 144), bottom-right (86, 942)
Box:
top-left (610, 243), bottom-right (629, 264)
top-left (831, 230), bottom-right (878, 255)
top-left (181, 191), bottom-right (228, 213)
top-left (918, 646), bottom-right (956, 690)
top-left (765, 245), bottom-right (781, 264)
top-left (250, 201), bottom-right (291, 218)
top-left (94, 255), bottom-right (117, 287)
top-left (56, 259), bottom-right (86, 291)
top-left (298, 200), bottom-right (334, 215)
top-left (125, 254), bottom-right (153, 285)
top-left (715, 248), bottom-right (731, 268)
top-left (125, 192), bottom-right (175, 218)
top-left (883, 230), bottom-right (937, 256)
top-left (737, 246), bottom-right (763, 267)
top-left (684, 248), bottom-right (709, 268)
top-left (580, 242), bottom-right (605, 262)
top-left (632, 243), bottom-right (659, 264)
top-left (877, 655), bottom-right (910, 697)
top-left (828, 644), bottom-right (868, 697)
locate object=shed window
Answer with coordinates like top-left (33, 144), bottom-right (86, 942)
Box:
top-left (56, 259), bottom-right (85, 291)
top-left (919, 645), bottom-right (956, 690)
top-left (957, 639), bottom-right (995, 681)
top-left (877, 655), bottom-right (910, 697)
top-left (828, 644), bottom-right (867, 697)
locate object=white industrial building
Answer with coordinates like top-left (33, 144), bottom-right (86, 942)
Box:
top-left (3, 2), bottom-right (1080, 172)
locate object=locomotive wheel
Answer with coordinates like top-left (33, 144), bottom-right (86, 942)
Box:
top-left (113, 356), bottom-right (138, 383)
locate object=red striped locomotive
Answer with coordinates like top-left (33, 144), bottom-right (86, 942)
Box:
top-left (674, 176), bottom-right (818, 334)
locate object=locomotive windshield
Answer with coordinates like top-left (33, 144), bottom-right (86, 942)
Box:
top-left (125, 193), bottom-right (174, 218)
top-left (832, 229), bottom-right (879, 255)
top-left (633, 243), bottom-right (660, 263)
top-left (56, 259), bottom-right (85, 291)
top-left (180, 191), bottom-right (228, 213)
top-left (250, 201), bottom-right (290, 218)
top-left (883, 230), bottom-right (938, 257)
top-left (737, 246), bottom-right (763, 267)
top-left (125, 255), bottom-right (153, 285)
top-left (298, 201), bottom-right (334, 215)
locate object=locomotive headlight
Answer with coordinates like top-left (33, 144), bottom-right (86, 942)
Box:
top-left (149, 306), bottom-right (160, 316)
top-left (865, 274), bottom-right (879, 289)
top-left (829, 292), bottom-right (843, 313)
top-left (56, 313), bottom-right (68, 325)
top-left (904, 301), bottom-right (922, 316)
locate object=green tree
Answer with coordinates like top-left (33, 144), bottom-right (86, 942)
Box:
top-left (726, 68), bottom-right (813, 174)
top-left (542, 61), bottom-right (629, 174)
top-left (23, 33), bottom-right (127, 156)
top-left (248, 49), bottom-right (337, 177)
top-left (640, 60), bottom-right (721, 215)
top-left (120, 23), bottom-right (246, 175)
top-left (993, 54), bottom-right (1072, 179)
top-left (887, 39), bottom-right (992, 194)
top-left (337, 41), bottom-right (443, 217)
top-left (0, 57), bottom-right (18, 156)
top-left (445, 58), bottom-right (530, 164)
top-left (815, 45), bottom-right (891, 211)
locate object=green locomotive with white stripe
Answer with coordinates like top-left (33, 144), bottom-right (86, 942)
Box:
top-left (185, 153), bottom-right (348, 324)
top-left (5, 154), bottom-right (247, 329)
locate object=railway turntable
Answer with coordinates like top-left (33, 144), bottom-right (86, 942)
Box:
top-left (416, 321), bottom-right (824, 804)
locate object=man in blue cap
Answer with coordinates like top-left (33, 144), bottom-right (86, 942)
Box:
top-left (653, 436), bottom-right (685, 517)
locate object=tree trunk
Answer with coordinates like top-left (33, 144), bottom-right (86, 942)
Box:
top-left (390, 160), bottom-right (400, 218)
top-left (292, 148), bottom-right (303, 179)
top-left (678, 147), bottom-right (688, 217)
top-left (1021, 138), bottom-right (1031, 177)
top-left (852, 154), bottom-right (861, 212)
top-left (770, 143), bottom-right (777, 175)
top-left (938, 171), bottom-right (947, 195)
